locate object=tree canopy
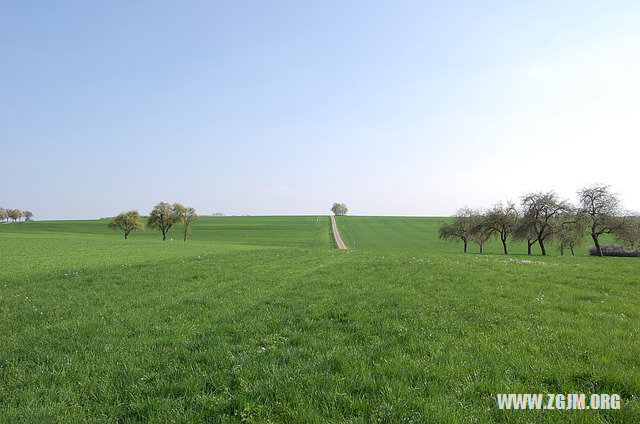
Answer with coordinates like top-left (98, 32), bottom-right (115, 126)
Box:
top-left (438, 207), bottom-right (475, 253)
top-left (519, 192), bottom-right (572, 256)
top-left (108, 211), bottom-right (144, 239)
top-left (174, 204), bottom-right (197, 241)
top-left (577, 184), bottom-right (627, 257)
top-left (148, 202), bottom-right (179, 241)
top-left (8, 209), bottom-right (23, 222)
top-left (484, 202), bottom-right (518, 254)
top-left (331, 203), bottom-right (348, 216)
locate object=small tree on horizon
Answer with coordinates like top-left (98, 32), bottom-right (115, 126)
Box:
top-left (0, 208), bottom-right (7, 222)
top-left (331, 203), bottom-right (348, 216)
top-left (108, 211), bottom-right (144, 239)
top-left (148, 202), bottom-right (179, 241)
top-left (23, 211), bottom-right (34, 221)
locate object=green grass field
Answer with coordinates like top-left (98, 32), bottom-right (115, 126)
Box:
top-left (336, 216), bottom-right (606, 255)
top-left (1, 217), bottom-right (638, 422)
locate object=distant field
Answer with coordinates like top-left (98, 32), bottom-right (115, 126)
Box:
top-left (8, 216), bottom-right (331, 248)
top-left (1, 217), bottom-right (638, 422)
top-left (337, 216), bottom-right (609, 255)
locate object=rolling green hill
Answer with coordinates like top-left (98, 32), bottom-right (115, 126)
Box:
top-left (1, 216), bottom-right (638, 422)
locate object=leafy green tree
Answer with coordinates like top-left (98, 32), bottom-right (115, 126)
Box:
top-left (331, 203), bottom-right (348, 216)
top-left (108, 210), bottom-right (144, 239)
top-left (148, 202), bottom-right (178, 241)
top-left (174, 204), bottom-right (197, 241)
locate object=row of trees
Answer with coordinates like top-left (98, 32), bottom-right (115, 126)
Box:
top-left (108, 202), bottom-right (197, 241)
top-left (439, 184), bottom-right (639, 257)
top-left (0, 208), bottom-right (33, 222)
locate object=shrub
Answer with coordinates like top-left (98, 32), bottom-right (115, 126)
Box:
top-left (588, 244), bottom-right (640, 257)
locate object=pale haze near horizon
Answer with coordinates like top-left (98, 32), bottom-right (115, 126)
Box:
top-left (1, 1), bottom-right (639, 220)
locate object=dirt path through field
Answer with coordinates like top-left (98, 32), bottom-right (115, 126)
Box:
top-left (330, 215), bottom-right (348, 250)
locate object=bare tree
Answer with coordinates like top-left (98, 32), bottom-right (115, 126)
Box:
top-left (148, 202), bottom-right (178, 241)
top-left (331, 203), bottom-right (348, 216)
top-left (577, 184), bottom-right (627, 257)
top-left (554, 213), bottom-right (586, 256)
top-left (614, 215), bottom-right (640, 247)
top-left (519, 192), bottom-right (572, 255)
top-left (108, 211), bottom-right (144, 239)
top-left (174, 204), bottom-right (197, 241)
top-left (23, 211), bottom-right (33, 221)
top-left (513, 215), bottom-right (538, 256)
top-left (468, 211), bottom-right (493, 253)
top-left (485, 202), bottom-right (518, 254)
top-left (439, 207), bottom-right (474, 252)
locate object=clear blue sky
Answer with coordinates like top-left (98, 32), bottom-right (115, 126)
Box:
top-left (2, 1), bottom-right (639, 219)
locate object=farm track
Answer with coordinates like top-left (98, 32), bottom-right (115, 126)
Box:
top-left (337, 216), bottom-right (362, 248)
top-left (330, 215), bottom-right (348, 250)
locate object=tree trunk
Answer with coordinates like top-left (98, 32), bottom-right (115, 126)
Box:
top-left (539, 239), bottom-right (546, 256)
top-left (463, 240), bottom-right (467, 253)
top-left (591, 233), bottom-right (602, 256)
top-left (570, 245), bottom-right (575, 256)
top-left (124, 232), bottom-right (129, 240)
top-left (527, 239), bottom-right (532, 255)
top-left (560, 244), bottom-right (564, 256)
top-left (502, 235), bottom-right (508, 255)
top-left (479, 243), bottom-right (483, 254)
top-left (162, 230), bottom-right (167, 241)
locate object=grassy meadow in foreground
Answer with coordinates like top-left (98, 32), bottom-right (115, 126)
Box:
top-left (1, 217), bottom-right (638, 422)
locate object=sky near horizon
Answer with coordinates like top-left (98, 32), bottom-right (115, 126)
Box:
top-left (2, 1), bottom-right (640, 220)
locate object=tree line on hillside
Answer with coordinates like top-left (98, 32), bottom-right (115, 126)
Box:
top-left (0, 208), bottom-right (33, 222)
top-left (109, 202), bottom-right (197, 241)
top-left (439, 184), bottom-right (640, 257)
